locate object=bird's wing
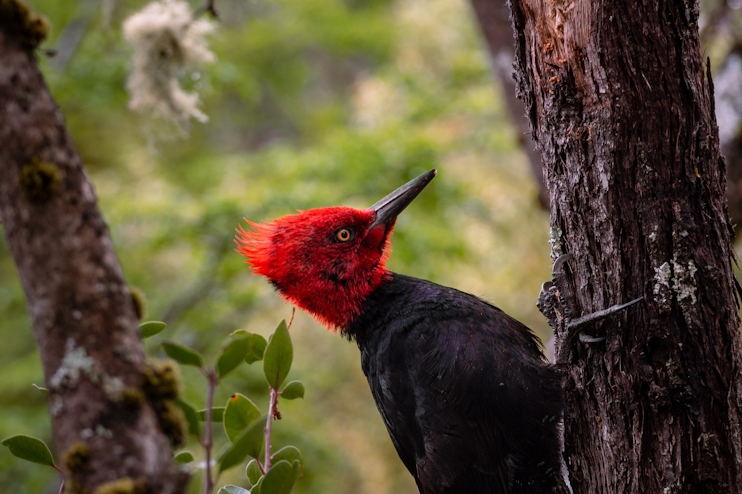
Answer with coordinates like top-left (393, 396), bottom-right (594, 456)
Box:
top-left (404, 317), bottom-right (516, 494)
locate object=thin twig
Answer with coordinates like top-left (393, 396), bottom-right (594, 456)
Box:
top-left (48, 0), bottom-right (99, 71)
top-left (200, 368), bottom-right (218, 494)
top-left (52, 464), bottom-right (64, 494)
top-left (194, 0), bottom-right (219, 19)
top-left (263, 388), bottom-right (279, 471)
top-left (287, 307), bottom-right (296, 329)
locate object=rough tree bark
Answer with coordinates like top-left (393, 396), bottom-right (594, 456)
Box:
top-left (469, 0), bottom-right (549, 208)
top-left (508, 1), bottom-right (742, 492)
top-left (0, 3), bottom-right (188, 493)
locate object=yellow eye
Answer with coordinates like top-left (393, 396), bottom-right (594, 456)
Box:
top-left (335, 228), bottom-right (352, 242)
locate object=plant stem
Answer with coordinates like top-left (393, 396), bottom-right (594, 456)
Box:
top-left (53, 464), bottom-right (64, 494)
top-left (194, 0), bottom-right (219, 18)
top-left (201, 368), bottom-right (218, 494)
top-left (287, 307), bottom-right (295, 329)
top-left (263, 387), bottom-right (279, 471)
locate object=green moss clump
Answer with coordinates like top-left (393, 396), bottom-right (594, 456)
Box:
top-left (92, 477), bottom-right (146, 494)
top-left (118, 387), bottom-right (146, 409)
top-left (129, 287), bottom-right (148, 320)
top-left (156, 400), bottom-right (187, 448)
top-left (19, 159), bottom-right (60, 203)
top-left (62, 441), bottom-right (90, 473)
top-left (65, 480), bottom-right (89, 494)
top-left (141, 359), bottom-right (181, 401)
top-left (140, 359), bottom-right (187, 447)
top-left (0, 0), bottom-right (49, 50)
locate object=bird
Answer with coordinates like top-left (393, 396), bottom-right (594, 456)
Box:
top-left (235, 169), bottom-right (564, 494)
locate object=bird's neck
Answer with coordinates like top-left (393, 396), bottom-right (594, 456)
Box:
top-left (275, 267), bottom-right (393, 331)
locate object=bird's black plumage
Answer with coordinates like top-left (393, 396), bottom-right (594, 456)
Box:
top-left (346, 273), bottom-right (564, 494)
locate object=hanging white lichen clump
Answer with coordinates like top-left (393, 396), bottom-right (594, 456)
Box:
top-left (123, 0), bottom-right (215, 135)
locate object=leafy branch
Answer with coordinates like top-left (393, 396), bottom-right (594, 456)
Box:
top-left (3, 317), bottom-right (304, 494)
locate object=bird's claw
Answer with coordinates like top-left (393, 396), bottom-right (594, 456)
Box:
top-left (565, 296), bottom-right (643, 332)
top-left (578, 334), bottom-right (606, 344)
top-left (538, 254), bottom-right (643, 363)
top-left (551, 253), bottom-right (573, 277)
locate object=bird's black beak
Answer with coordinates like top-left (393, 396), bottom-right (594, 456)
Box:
top-left (368, 169), bottom-right (437, 230)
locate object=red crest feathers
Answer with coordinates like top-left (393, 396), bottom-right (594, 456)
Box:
top-left (234, 208), bottom-right (393, 331)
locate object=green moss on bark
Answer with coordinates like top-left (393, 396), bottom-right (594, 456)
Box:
top-left (0, 0), bottom-right (49, 50)
top-left (62, 441), bottom-right (90, 473)
top-left (141, 359), bottom-right (181, 401)
top-left (19, 159), bottom-right (59, 203)
top-left (92, 477), bottom-right (147, 494)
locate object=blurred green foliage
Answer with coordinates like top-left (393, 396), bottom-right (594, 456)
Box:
top-left (0, 0), bottom-right (555, 492)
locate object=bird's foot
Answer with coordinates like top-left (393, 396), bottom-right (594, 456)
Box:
top-left (538, 254), bottom-right (643, 363)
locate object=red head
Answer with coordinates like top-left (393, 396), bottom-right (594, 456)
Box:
top-left (235, 169), bottom-right (437, 331)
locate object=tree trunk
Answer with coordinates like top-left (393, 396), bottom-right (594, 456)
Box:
top-left (0, 4), bottom-right (188, 493)
top-left (508, 1), bottom-right (742, 492)
top-left (469, 0), bottom-right (549, 208)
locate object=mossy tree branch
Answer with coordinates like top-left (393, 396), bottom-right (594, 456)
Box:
top-left (0, 2), bottom-right (188, 493)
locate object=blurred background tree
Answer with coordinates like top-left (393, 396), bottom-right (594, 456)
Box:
top-left (1, 0), bottom-right (740, 493)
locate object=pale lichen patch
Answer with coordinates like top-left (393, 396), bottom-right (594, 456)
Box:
top-left (49, 338), bottom-right (130, 401)
top-left (672, 258), bottom-right (698, 305)
top-left (653, 261), bottom-right (672, 303)
top-left (653, 258), bottom-right (698, 306)
top-left (549, 227), bottom-right (564, 257)
top-left (95, 425), bottom-right (113, 438)
top-left (50, 339), bottom-right (95, 389)
top-left (50, 395), bottom-right (64, 417)
top-left (103, 375), bottom-right (126, 399)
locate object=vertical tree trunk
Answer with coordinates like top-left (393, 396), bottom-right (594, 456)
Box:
top-left (0, 4), bottom-right (188, 493)
top-left (508, 1), bottom-right (742, 492)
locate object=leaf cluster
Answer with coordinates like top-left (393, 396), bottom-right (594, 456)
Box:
top-left (3, 319), bottom-right (305, 494)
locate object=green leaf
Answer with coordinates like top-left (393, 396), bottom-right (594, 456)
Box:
top-left (246, 458), bottom-right (263, 485)
top-left (32, 384), bottom-right (47, 395)
top-left (174, 451), bottom-right (194, 464)
top-left (1, 435), bottom-right (55, 467)
top-left (218, 415), bottom-right (267, 473)
top-left (217, 486), bottom-right (251, 494)
top-left (251, 476), bottom-right (264, 494)
top-left (244, 334), bottom-right (268, 365)
top-left (175, 399), bottom-right (201, 437)
top-left (140, 321), bottom-right (167, 338)
top-left (260, 460), bottom-right (300, 494)
top-left (263, 321), bottom-right (292, 389)
top-left (224, 394), bottom-right (261, 443)
top-left (271, 446), bottom-right (302, 467)
top-left (162, 341), bottom-right (204, 368)
top-left (280, 381), bottom-right (304, 400)
top-left (217, 338), bottom-right (250, 378)
top-left (198, 407), bottom-right (225, 423)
